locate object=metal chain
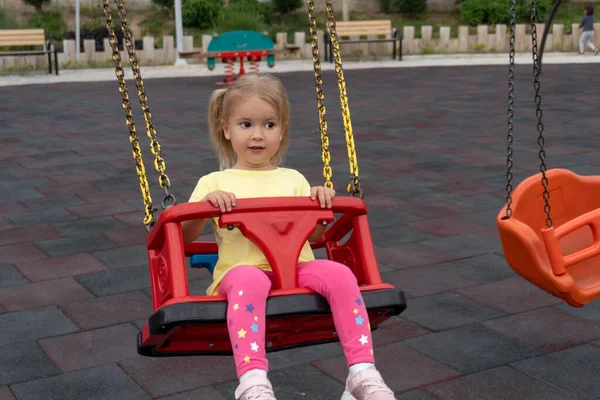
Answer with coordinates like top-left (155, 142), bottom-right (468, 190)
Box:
top-left (325, 0), bottom-right (362, 198)
top-left (113, 0), bottom-right (176, 210)
top-left (530, 0), bottom-right (552, 227)
top-left (505, 0), bottom-right (517, 219)
top-left (102, 0), bottom-right (156, 229)
top-left (306, 0), bottom-right (333, 190)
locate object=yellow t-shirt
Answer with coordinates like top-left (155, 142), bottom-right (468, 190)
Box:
top-left (188, 168), bottom-right (316, 295)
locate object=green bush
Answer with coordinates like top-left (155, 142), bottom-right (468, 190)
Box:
top-left (28, 11), bottom-right (68, 41)
top-left (460, 0), bottom-right (552, 26)
top-left (217, 8), bottom-right (265, 32)
top-left (379, 0), bottom-right (394, 13)
top-left (393, 0), bottom-right (427, 17)
top-left (229, 0), bottom-right (273, 24)
top-left (272, 0), bottom-right (302, 15)
top-left (151, 0), bottom-right (174, 9)
top-left (460, 0), bottom-right (508, 25)
top-left (0, 9), bottom-right (7, 29)
top-left (182, 0), bottom-right (223, 29)
top-left (516, 0), bottom-right (552, 23)
top-left (23, 0), bottom-right (51, 11)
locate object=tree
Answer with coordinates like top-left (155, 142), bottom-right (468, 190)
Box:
top-left (23, 0), bottom-right (51, 11)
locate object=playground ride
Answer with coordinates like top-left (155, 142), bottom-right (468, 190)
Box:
top-left (179, 30), bottom-right (301, 85)
top-left (497, 0), bottom-right (600, 307)
top-left (102, 0), bottom-right (406, 357)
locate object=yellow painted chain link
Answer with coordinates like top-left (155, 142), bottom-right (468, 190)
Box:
top-left (102, 0), bottom-right (155, 228)
top-left (325, 0), bottom-right (362, 197)
top-left (306, 0), bottom-right (333, 190)
top-left (114, 0), bottom-right (173, 198)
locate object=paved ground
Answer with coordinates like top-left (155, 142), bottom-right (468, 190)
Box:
top-left (1, 62), bottom-right (600, 400)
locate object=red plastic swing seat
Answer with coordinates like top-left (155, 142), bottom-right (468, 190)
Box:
top-left (497, 168), bottom-right (600, 307)
top-left (138, 197), bottom-right (406, 356)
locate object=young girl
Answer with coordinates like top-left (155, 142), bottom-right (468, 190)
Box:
top-left (579, 3), bottom-right (599, 55)
top-left (181, 75), bottom-right (396, 400)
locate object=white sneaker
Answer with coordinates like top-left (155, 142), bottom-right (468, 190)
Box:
top-left (234, 374), bottom-right (277, 400)
top-left (345, 367), bottom-right (395, 400)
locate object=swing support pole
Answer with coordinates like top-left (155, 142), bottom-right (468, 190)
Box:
top-left (539, 0), bottom-right (562, 74)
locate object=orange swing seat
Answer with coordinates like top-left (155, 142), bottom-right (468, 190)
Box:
top-left (497, 168), bottom-right (600, 306)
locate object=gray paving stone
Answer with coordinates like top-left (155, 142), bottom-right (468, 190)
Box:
top-left (94, 178), bottom-right (142, 191)
top-left (0, 188), bottom-right (44, 203)
top-left (436, 254), bottom-right (517, 284)
top-left (123, 198), bottom-right (146, 211)
top-left (0, 385), bottom-right (16, 399)
top-left (371, 225), bottom-right (438, 247)
top-left (20, 195), bottom-right (87, 211)
top-left (0, 265), bottom-right (28, 288)
top-left (215, 364), bottom-right (346, 400)
top-left (404, 325), bottom-right (542, 374)
top-left (90, 245), bottom-right (148, 269)
top-left (511, 345), bottom-right (600, 399)
top-left (268, 342), bottom-right (344, 371)
top-left (400, 292), bottom-right (506, 331)
top-left (420, 234), bottom-right (503, 259)
top-left (397, 391), bottom-right (436, 400)
top-left (554, 301), bottom-right (600, 324)
top-left (3, 209), bottom-right (77, 226)
top-left (0, 341), bottom-right (61, 385)
top-left (425, 366), bottom-right (580, 400)
top-left (75, 265), bottom-right (151, 296)
top-left (159, 386), bottom-right (228, 399)
top-left (461, 208), bottom-right (501, 228)
top-left (34, 234), bottom-right (117, 257)
top-left (10, 364), bottom-right (151, 400)
top-left (0, 306), bottom-right (79, 346)
top-left (368, 208), bottom-right (422, 228)
top-left (0, 304), bottom-right (5, 314)
top-left (50, 216), bottom-right (128, 237)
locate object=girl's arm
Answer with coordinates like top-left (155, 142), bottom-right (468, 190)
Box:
top-left (308, 223), bottom-right (327, 242)
top-left (181, 219), bottom-right (208, 242)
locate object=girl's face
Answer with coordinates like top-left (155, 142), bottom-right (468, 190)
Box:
top-left (222, 96), bottom-right (283, 170)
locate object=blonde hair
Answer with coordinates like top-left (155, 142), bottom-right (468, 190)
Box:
top-left (208, 74), bottom-right (291, 170)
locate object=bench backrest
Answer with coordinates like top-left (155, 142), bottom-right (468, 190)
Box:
top-left (0, 29), bottom-right (46, 48)
top-left (333, 20), bottom-right (393, 37)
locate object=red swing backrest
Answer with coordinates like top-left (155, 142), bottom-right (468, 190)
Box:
top-left (145, 197), bottom-right (382, 311)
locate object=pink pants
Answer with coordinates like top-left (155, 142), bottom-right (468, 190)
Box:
top-left (219, 260), bottom-right (375, 378)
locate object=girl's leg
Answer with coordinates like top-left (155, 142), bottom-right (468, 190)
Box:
top-left (580, 33), bottom-right (586, 53)
top-left (297, 260), bottom-right (394, 399)
top-left (297, 260), bottom-right (374, 367)
top-left (219, 265), bottom-right (272, 378)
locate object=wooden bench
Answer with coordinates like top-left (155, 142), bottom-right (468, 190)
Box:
top-left (325, 20), bottom-right (402, 62)
top-left (0, 29), bottom-right (59, 75)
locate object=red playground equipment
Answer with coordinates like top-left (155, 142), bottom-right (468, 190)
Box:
top-left (139, 197), bottom-right (404, 355)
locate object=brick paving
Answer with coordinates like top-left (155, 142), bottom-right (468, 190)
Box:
top-left (1, 64), bottom-right (599, 399)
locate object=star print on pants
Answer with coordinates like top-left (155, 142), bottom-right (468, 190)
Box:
top-left (246, 303), bottom-right (255, 313)
top-left (250, 342), bottom-right (259, 352)
top-left (238, 290), bottom-right (244, 296)
top-left (359, 335), bottom-right (368, 345)
top-left (238, 328), bottom-right (247, 338)
top-left (244, 356), bottom-right (251, 363)
top-left (250, 323), bottom-right (259, 332)
top-left (355, 316), bottom-right (364, 326)
top-left (355, 298), bottom-right (362, 306)
top-left (233, 303), bottom-right (239, 311)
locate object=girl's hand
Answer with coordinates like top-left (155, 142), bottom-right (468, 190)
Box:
top-left (204, 191), bottom-right (237, 212)
top-left (310, 186), bottom-right (335, 208)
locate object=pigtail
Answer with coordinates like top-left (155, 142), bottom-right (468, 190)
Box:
top-left (208, 88), bottom-right (235, 170)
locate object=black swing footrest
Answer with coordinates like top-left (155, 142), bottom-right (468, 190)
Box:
top-left (138, 288), bottom-right (406, 357)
